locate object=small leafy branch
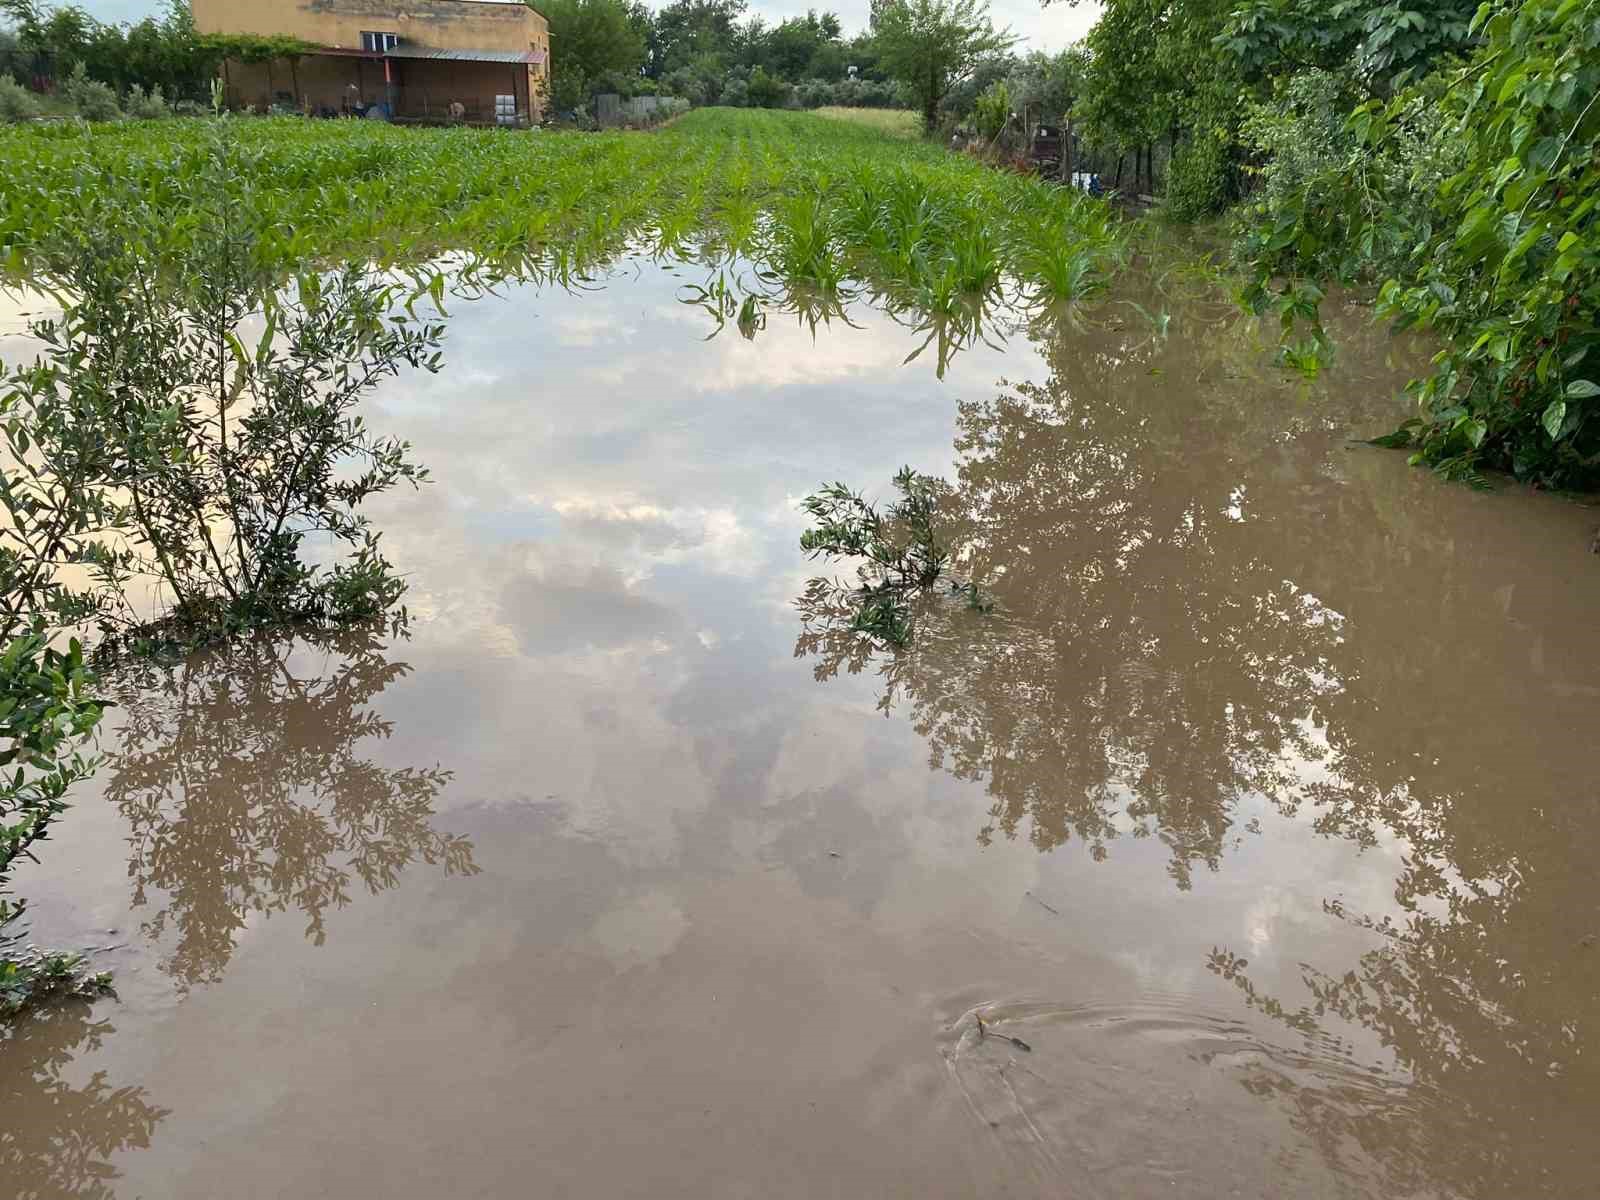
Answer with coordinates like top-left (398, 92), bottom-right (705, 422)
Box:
top-left (0, 604), bottom-right (111, 1018)
top-left (798, 467), bottom-right (954, 646)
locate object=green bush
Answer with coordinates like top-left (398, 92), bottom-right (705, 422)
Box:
top-left (973, 79), bottom-right (1011, 140)
top-left (1239, 0), bottom-right (1600, 487)
top-left (0, 76), bottom-right (40, 123)
top-left (1165, 132), bottom-right (1230, 219)
top-left (124, 83), bottom-right (169, 120)
top-left (60, 63), bottom-right (121, 122)
top-left (1239, 70), bottom-right (1350, 210)
top-left (747, 66), bottom-right (790, 109)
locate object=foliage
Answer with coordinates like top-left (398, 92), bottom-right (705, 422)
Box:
top-left (0, 108), bottom-right (1123, 335)
top-left (1165, 131), bottom-right (1230, 219)
top-left (1239, 0), bottom-right (1600, 486)
top-left (541, 0), bottom-right (647, 111)
top-left (1237, 69), bottom-right (1353, 208)
top-left (0, 631), bottom-right (104, 962)
top-left (745, 63), bottom-right (790, 107)
top-left (0, 74), bottom-right (37, 121)
top-left (1, 267), bottom-right (115, 1003)
top-left (871, 0), bottom-right (1015, 131)
top-left (1004, 47), bottom-right (1087, 123)
top-left (799, 467), bottom-right (950, 645)
top-left (648, 0), bottom-right (749, 78)
top-left (58, 60), bottom-right (117, 120)
top-left (195, 32), bottom-right (316, 67)
top-left (1064, 0), bottom-right (1478, 212)
top-left (972, 77), bottom-right (1010, 139)
top-left (0, 349), bottom-right (110, 1017)
top-left (1069, 0), bottom-right (1242, 204)
top-left (10, 121), bottom-right (444, 649)
top-left (123, 81), bottom-right (166, 118)
top-left (1218, 0), bottom-right (1479, 94)
top-left (3, 0), bottom-right (222, 102)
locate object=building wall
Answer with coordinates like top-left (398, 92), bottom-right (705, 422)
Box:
top-left (225, 54), bottom-right (536, 121)
top-left (193, 0), bottom-right (549, 59)
top-left (197, 0), bottom-right (548, 120)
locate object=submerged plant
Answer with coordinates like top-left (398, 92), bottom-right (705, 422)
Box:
top-left (0, 357), bottom-right (115, 1019)
top-left (799, 467), bottom-right (953, 646)
top-left (7, 111), bottom-right (444, 653)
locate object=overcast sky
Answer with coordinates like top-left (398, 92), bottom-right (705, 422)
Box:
top-left (65, 0), bottom-right (1101, 53)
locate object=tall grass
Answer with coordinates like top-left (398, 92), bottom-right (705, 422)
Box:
top-left (0, 108), bottom-right (1125, 321)
top-left (812, 107), bottom-right (922, 139)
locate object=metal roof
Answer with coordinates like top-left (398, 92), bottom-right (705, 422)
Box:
top-left (318, 45), bottom-right (544, 65)
top-left (386, 45), bottom-right (544, 65)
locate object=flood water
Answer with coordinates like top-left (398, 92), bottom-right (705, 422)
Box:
top-left (3, 261), bottom-right (1598, 1198)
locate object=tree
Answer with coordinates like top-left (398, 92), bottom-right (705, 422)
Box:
top-left (539, 0), bottom-right (647, 110)
top-left (873, 0), bottom-right (1014, 131)
top-left (2, 0), bottom-right (221, 100)
top-left (651, 0), bottom-right (747, 77)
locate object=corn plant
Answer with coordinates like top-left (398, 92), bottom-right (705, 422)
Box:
top-left (0, 109), bottom-right (1123, 348)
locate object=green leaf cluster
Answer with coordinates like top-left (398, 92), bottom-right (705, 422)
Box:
top-left (1239, 0), bottom-right (1600, 485)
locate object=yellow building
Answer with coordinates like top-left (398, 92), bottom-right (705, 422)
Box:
top-left (193, 0), bottom-right (550, 124)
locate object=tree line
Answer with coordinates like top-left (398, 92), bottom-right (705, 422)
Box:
top-left (541, 0), bottom-right (903, 115)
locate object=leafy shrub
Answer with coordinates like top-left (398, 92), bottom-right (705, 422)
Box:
top-left (7, 114), bottom-right (443, 651)
top-left (1240, 0), bottom-right (1600, 486)
top-left (60, 63), bottom-right (121, 122)
top-left (124, 82), bottom-right (168, 119)
top-left (1239, 70), bottom-right (1351, 209)
top-left (0, 76), bottom-right (40, 123)
top-left (799, 467), bottom-right (950, 645)
top-left (720, 76), bottom-right (750, 107)
top-left (1165, 132), bottom-right (1230, 219)
top-left (746, 66), bottom-right (790, 109)
top-left (0, 421), bottom-right (112, 1018)
top-left (973, 79), bottom-right (1010, 140)
top-left (796, 78), bottom-right (832, 108)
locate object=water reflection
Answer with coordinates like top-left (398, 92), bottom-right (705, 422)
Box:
top-left (795, 302), bottom-right (1355, 885)
top-left (105, 629), bottom-right (477, 985)
top-left (794, 294), bottom-right (1600, 1195)
top-left (677, 263), bottom-right (1022, 377)
top-left (0, 1002), bottom-right (167, 1200)
top-left (1207, 832), bottom-right (1600, 1193)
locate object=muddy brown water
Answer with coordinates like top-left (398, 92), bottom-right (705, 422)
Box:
top-left (2, 264), bottom-right (1598, 1198)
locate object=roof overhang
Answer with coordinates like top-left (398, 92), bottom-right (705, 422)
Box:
top-left (316, 45), bottom-right (544, 65)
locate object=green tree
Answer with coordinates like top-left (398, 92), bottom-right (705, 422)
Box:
top-left (539, 0), bottom-right (647, 110)
top-left (651, 0), bottom-right (746, 77)
top-left (873, 0), bottom-right (1014, 132)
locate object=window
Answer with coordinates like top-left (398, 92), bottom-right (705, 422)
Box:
top-left (360, 31), bottom-right (399, 52)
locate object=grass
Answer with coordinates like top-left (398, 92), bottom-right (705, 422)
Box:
top-left (0, 108), bottom-right (1125, 325)
top-left (812, 106), bottom-right (922, 139)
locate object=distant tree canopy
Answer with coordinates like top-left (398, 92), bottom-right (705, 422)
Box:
top-left (0, 0), bottom-right (222, 99)
top-left (557, 0), bottom-right (897, 111)
top-left (872, 0), bottom-right (1014, 131)
top-left (539, 0), bottom-right (648, 110)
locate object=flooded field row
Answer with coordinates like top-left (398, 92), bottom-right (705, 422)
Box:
top-left (3, 258), bottom-right (1598, 1198)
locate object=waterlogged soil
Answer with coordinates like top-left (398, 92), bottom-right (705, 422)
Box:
top-left (3, 262), bottom-right (1599, 1199)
